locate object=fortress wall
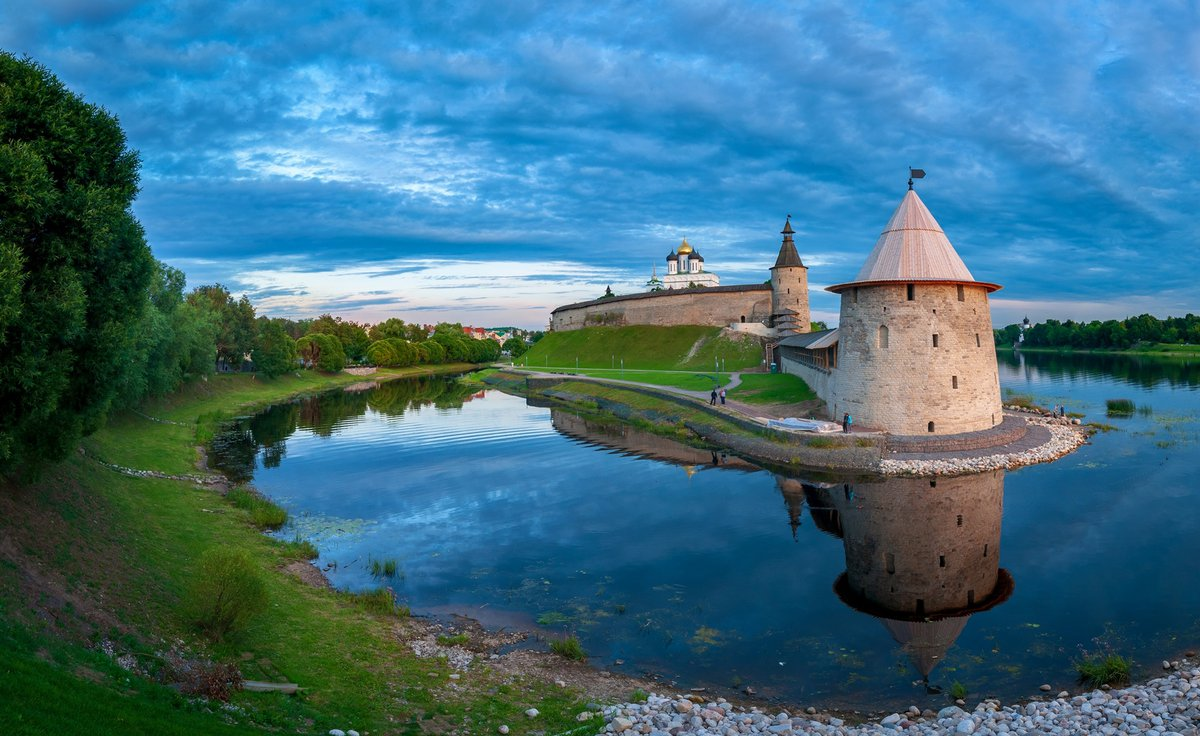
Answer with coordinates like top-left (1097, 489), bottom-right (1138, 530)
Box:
top-left (830, 283), bottom-right (1001, 435)
top-left (778, 356), bottom-right (835, 416)
top-left (550, 287), bottom-right (771, 331)
top-left (837, 471), bottom-right (1004, 614)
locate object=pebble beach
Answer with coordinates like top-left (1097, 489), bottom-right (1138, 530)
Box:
top-left (597, 660), bottom-right (1199, 735)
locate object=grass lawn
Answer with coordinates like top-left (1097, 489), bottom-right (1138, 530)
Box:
top-left (0, 367), bottom-right (599, 735)
top-left (727, 373), bottom-right (817, 404)
top-left (519, 326), bottom-right (764, 371)
top-left (537, 367), bottom-right (732, 391)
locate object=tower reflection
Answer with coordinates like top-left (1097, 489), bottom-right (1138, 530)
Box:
top-left (805, 471), bottom-right (1013, 683)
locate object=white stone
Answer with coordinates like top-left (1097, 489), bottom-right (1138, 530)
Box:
top-left (497, 727), bottom-right (509, 735)
top-left (612, 716), bottom-right (634, 732)
top-left (956, 718), bottom-right (977, 734)
top-left (525, 708), bottom-right (539, 718)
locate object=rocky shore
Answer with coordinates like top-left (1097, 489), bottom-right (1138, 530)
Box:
top-left (598, 660), bottom-right (1200, 735)
top-left (878, 414), bottom-right (1090, 477)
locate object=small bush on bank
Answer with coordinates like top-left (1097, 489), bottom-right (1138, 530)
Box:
top-left (227, 487), bottom-right (287, 530)
top-left (949, 681), bottom-right (968, 700)
top-left (182, 548), bottom-right (268, 641)
top-left (549, 634), bottom-right (587, 661)
top-left (1075, 652), bottom-right (1132, 687)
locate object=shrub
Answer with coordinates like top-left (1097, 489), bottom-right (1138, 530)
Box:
top-left (182, 548), bottom-right (268, 641)
top-left (1075, 653), bottom-right (1131, 687)
top-left (227, 487), bottom-right (287, 530)
top-left (630, 688), bottom-right (649, 703)
top-left (549, 634), bottom-right (587, 661)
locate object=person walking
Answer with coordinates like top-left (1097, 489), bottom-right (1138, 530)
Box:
top-left (710, 387), bottom-right (718, 405)
top-left (719, 387), bottom-right (726, 405)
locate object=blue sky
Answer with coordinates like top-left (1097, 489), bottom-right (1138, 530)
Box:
top-left (3, 1), bottom-right (1197, 329)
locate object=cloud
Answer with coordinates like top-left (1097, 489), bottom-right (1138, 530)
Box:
top-left (2, 0), bottom-right (1195, 327)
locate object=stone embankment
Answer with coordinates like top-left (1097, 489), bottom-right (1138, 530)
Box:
top-left (878, 414), bottom-right (1089, 477)
top-left (598, 660), bottom-right (1200, 735)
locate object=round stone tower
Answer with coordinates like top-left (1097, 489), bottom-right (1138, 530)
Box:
top-left (770, 216), bottom-right (810, 334)
top-left (826, 187), bottom-right (1002, 435)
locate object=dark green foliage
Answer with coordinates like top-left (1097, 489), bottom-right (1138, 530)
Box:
top-left (279, 536), bottom-right (319, 560)
top-left (368, 317), bottom-right (427, 343)
top-left (502, 337), bottom-right (528, 357)
top-left (186, 284), bottom-right (256, 370)
top-left (549, 634), bottom-right (587, 661)
top-left (1075, 653), bottom-right (1131, 687)
top-left (338, 587), bottom-right (408, 617)
top-left (949, 681), bottom-right (968, 700)
top-left (296, 333), bottom-right (345, 372)
top-left (419, 339), bottom-right (446, 363)
top-left (0, 53), bottom-right (155, 473)
top-left (181, 548), bottom-right (268, 641)
top-left (252, 318), bottom-right (298, 379)
top-left (308, 314), bottom-right (370, 362)
top-left (995, 313), bottom-right (1200, 349)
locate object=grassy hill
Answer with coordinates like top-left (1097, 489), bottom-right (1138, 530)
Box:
top-left (516, 326), bottom-right (765, 371)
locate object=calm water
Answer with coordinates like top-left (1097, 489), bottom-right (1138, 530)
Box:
top-left (211, 353), bottom-right (1200, 709)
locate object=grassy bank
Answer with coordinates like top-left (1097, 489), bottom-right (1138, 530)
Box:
top-left (517, 325), bottom-right (765, 371)
top-left (0, 365), bottom-right (596, 735)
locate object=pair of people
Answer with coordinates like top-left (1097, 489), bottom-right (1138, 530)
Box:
top-left (709, 387), bottom-right (727, 405)
top-left (842, 412), bottom-right (853, 433)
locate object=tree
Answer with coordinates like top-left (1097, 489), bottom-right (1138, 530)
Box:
top-left (308, 314), bottom-right (370, 363)
top-left (253, 319), bottom-right (298, 378)
top-left (0, 53), bottom-right (155, 473)
top-left (186, 284), bottom-right (256, 369)
top-left (296, 333), bottom-right (344, 372)
top-left (502, 337), bottom-right (528, 357)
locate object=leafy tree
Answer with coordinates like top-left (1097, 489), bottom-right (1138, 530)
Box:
top-left (308, 313), bottom-right (370, 362)
top-left (419, 339), bottom-right (446, 364)
top-left (252, 319), bottom-right (298, 378)
top-left (810, 321), bottom-right (829, 332)
top-left (368, 317), bottom-right (427, 343)
top-left (0, 53), bottom-right (155, 472)
top-left (296, 333), bottom-right (344, 372)
top-left (502, 337), bottom-right (528, 357)
top-left (365, 340), bottom-right (398, 367)
top-left (186, 284), bottom-right (256, 369)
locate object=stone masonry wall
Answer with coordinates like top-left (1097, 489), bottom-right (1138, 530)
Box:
top-left (830, 282), bottom-right (1001, 435)
top-left (778, 355), bottom-right (835, 419)
top-left (550, 287), bottom-right (771, 331)
top-left (771, 265), bottom-right (810, 329)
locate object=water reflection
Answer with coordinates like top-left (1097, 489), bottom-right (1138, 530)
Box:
top-left (999, 349), bottom-right (1200, 389)
top-left (805, 472), bottom-right (1013, 684)
top-left (209, 376), bottom-right (485, 483)
top-left (550, 409), bottom-right (1016, 685)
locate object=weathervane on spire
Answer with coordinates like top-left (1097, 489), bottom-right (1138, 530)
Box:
top-left (908, 167), bottom-right (926, 190)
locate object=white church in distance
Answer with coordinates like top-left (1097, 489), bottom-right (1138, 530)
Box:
top-left (662, 239), bottom-right (720, 289)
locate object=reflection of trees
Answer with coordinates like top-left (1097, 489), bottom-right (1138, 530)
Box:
top-left (999, 350), bottom-right (1199, 390)
top-left (208, 376), bottom-right (483, 481)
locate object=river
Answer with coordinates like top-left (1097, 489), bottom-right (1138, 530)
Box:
top-left (210, 352), bottom-right (1200, 710)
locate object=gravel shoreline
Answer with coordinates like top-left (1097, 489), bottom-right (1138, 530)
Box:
top-left (598, 659), bottom-right (1200, 735)
top-left (878, 414), bottom-right (1090, 477)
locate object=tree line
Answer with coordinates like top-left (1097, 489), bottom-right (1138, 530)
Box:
top-left (994, 314), bottom-right (1200, 349)
top-left (0, 54), bottom-right (527, 475)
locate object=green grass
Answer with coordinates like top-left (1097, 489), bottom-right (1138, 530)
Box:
top-left (949, 681), bottom-right (968, 700)
top-left (437, 633), bottom-right (470, 646)
top-left (1075, 653), bottom-right (1132, 687)
top-left (728, 373), bottom-right (816, 404)
top-left (517, 326), bottom-right (763, 371)
top-left (227, 487), bottom-right (288, 529)
top-left (629, 688), bottom-right (649, 703)
top-left (549, 635), bottom-right (587, 661)
top-left (540, 367), bottom-right (731, 391)
top-left (1106, 398), bottom-right (1136, 416)
top-left (368, 556), bottom-right (400, 578)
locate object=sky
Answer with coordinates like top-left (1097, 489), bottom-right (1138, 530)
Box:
top-left (3, 1), bottom-right (1198, 329)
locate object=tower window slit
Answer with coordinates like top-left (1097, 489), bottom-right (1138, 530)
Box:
top-left (952, 375), bottom-right (958, 389)
top-left (957, 284), bottom-right (965, 301)
top-left (956, 514), bottom-right (963, 527)
top-left (906, 283), bottom-right (915, 301)
top-left (885, 553), bottom-right (895, 574)
top-left (939, 555), bottom-right (946, 568)
top-left (928, 421), bottom-right (935, 433)
top-left (933, 333), bottom-right (939, 347)
top-left (976, 333), bottom-right (981, 347)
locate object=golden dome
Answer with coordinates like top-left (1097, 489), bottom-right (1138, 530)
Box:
top-left (677, 239), bottom-right (693, 254)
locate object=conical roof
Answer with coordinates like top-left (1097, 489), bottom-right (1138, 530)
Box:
top-left (827, 189), bottom-right (999, 293)
top-left (773, 216), bottom-right (805, 269)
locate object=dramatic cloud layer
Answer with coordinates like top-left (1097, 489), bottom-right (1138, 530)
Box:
top-left (4, 1), bottom-right (1197, 327)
